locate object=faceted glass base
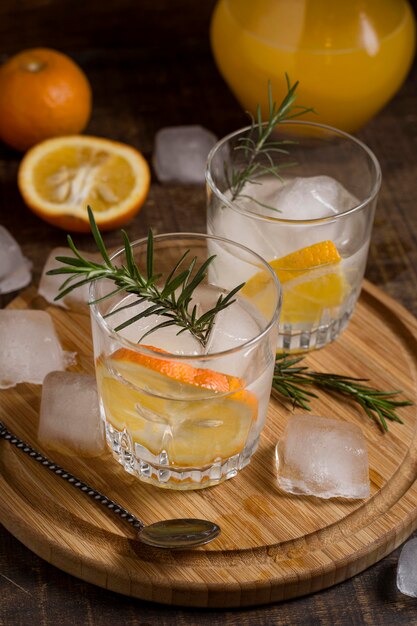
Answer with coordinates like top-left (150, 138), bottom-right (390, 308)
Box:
top-left (277, 303), bottom-right (355, 353)
top-left (105, 422), bottom-right (257, 490)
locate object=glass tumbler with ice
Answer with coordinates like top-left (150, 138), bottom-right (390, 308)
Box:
top-left (206, 121), bottom-right (381, 352)
top-left (90, 233), bottom-right (281, 490)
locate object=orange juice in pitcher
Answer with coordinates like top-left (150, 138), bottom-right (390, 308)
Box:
top-left (211, 0), bottom-right (416, 132)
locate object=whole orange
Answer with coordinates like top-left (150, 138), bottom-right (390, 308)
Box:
top-left (0, 48), bottom-right (92, 151)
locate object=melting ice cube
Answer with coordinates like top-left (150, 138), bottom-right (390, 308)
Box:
top-left (0, 310), bottom-right (76, 388)
top-left (276, 414), bottom-right (370, 499)
top-left (201, 285), bottom-right (265, 377)
top-left (264, 175), bottom-right (357, 220)
top-left (38, 371), bottom-right (104, 457)
top-left (210, 175), bottom-right (359, 262)
top-left (0, 226), bottom-right (32, 294)
top-left (397, 538), bottom-right (417, 597)
top-left (206, 295), bottom-right (261, 354)
top-left (153, 125), bottom-right (217, 184)
top-left (38, 247), bottom-right (98, 310)
top-left (206, 234), bottom-right (272, 289)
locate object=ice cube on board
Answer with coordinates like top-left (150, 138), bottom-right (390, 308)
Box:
top-left (276, 414), bottom-right (370, 499)
top-left (0, 225), bottom-right (32, 294)
top-left (397, 538), bottom-right (417, 597)
top-left (153, 125), bottom-right (217, 184)
top-left (0, 310), bottom-right (76, 388)
top-left (38, 371), bottom-right (104, 457)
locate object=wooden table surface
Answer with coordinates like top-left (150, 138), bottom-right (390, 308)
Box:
top-left (1, 1), bottom-right (417, 624)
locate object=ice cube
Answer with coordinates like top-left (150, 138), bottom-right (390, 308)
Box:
top-left (276, 414), bottom-right (370, 499)
top-left (0, 310), bottom-right (76, 388)
top-left (397, 538), bottom-right (417, 597)
top-left (38, 371), bottom-right (104, 457)
top-left (210, 175), bottom-right (359, 263)
top-left (207, 215), bottom-right (277, 287)
top-left (265, 175), bottom-right (357, 220)
top-left (0, 226), bottom-right (32, 294)
top-left (153, 125), bottom-right (218, 184)
top-left (38, 247), bottom-right (98, 310)
top-left (202, 288), bottom-right (265, 377)
top-left (268, 175), bottom-right (362, 256)
top-left (106, 293), bottom-right (203, 355)
top-left (207, 296), bottom-right (261, 353)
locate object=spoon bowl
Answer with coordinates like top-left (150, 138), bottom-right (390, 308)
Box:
top-left (0, 421), bottom-right (221, 550)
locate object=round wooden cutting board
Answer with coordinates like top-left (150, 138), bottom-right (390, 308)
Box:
top-left (0, 280), bottom-right (416, 608)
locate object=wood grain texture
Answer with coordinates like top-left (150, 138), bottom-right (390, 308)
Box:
top-left (0, 281), bottom-right (416, 608)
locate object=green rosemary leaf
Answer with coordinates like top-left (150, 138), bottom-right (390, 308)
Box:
top-left (256, 102), bottom-right (263, 130)
top-left (272, 352), bottom-right (412, 432)
top-left (47, 267), bottom-right (87, 276)
top-left (227, 75), bottom-right (314, 204)
top-left (113, 303), bottom-right (163, 332)
top-left (160, 270), bottom-right (190, 299)
top-left (177, 255), bottom-right (215, 306)
top-left (54, 276), bottom-right (100, 300)
top-left (138, 320), bottom-right (178, 344)
top-left (87, 206), bottom-right (113, 268)
top-left (164, 249), bottom-right (190, 286)
top-left (52, 210), bottom-right (245, 347)
top-left (52, 255), bottom-right (92, 268)
top-left (88, 285), bottom-right (128, 305)
top-left (146, 229), bottom-right (154, 279)
top-left (66, 234), bottom-right (86, 262)
top-left (121, 230), bottom-right (137, 277)
top-left (102, 295), bottom-right (148, 317)
top-left (218, 282), bottom-right (246, 306)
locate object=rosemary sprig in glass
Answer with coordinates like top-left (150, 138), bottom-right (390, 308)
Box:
top-left (273, 353), bottom-right (413, 432)
top-left (47, 206), bottom-right (244, 348)
top-left (48, 213), bottom-right (411, 432)
top-left (225, 74), bottom-right (315, 207)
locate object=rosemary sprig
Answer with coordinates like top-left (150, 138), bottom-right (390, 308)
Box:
top-left (225, 74), bottom-right (315, 206)
top-left (47, 206), bottom-right (244, 347)
top-left (273, 353), bottom-right (413, 432)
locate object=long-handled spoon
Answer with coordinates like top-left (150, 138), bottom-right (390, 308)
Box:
top-left (0, 421), bottom-right (221, 549)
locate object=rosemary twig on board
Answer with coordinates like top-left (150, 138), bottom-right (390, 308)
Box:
top-left (272, 353), bottom-right (413, 432)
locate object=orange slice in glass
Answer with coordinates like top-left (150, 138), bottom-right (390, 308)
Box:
top-left (96, 347), bottom-right (258, 467)
top-left (243, 241), bottom-right (349, 324)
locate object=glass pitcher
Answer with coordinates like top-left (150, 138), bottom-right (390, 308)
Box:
top-left (210, 0), bottom-right (416, 133)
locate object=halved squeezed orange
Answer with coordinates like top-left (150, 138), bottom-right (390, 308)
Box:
top-left (96, 347), bottom-right (258, 467)
top-left (18, 135), bottom-right (150, 232)
top-left (243, 241), bottom-right (349, 324)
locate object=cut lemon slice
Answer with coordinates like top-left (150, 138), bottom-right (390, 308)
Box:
top-left (279, 271), bottom-right (348, 324)
top-left (18, 135), bottom-right (150, 232)
top-left (96, 347), bottom-right (258, 467)
top-left (243, 241), bottom-right (349, 324)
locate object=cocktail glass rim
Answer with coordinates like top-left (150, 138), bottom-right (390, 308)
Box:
top-left (89, 231), bottom-right (281, 361)
top-left (205, 119), bottom-right (382, 224)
